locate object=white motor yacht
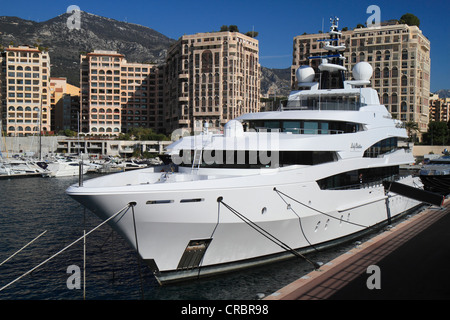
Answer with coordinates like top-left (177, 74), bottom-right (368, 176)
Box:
top-left (67, 18), bottom-right (428, 284)
top-left (43, 157), bottom-right (89, 177)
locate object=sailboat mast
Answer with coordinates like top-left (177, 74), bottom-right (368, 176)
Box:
top-left (39, 95), bottom-right (42, 160)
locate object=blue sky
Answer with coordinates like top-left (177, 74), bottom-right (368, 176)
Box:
top-left (1, 0), bottom-right (449, 91)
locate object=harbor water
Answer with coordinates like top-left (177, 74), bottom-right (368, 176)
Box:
top-left (0, 174), bottom-right (409, 300)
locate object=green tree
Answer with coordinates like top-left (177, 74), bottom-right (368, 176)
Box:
top-left (117, 127), bottom-right (169, 141)
top-left (405, 121), bottom-right (419, 142)
top-left (399, 13), bottom-right (420, 27)
top-left (58, 129), bottom-right (77, 137)
top-left (229, 25), bottom-right (239, 32)
top-left (245, 31), bottom-right (258, 38)
top-left (423, 121), bottom-right (448, 145)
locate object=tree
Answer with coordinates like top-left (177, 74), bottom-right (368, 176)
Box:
top-left (220, 25), bottom-right (229, 32)
top-left (399, 13), bottom-right (420, 27)
top-left (58, 129), bottom-right (77, 137)
top-left (245, 31), bottom-right (258, 38)
top-left (423, 121), bottom-right (448, 145)
top-left (117, 127), bottom-right (169, 141)
top-left (229, 25), bottom-right (239, 32)
top-left (405, 121), bottom-right (419, 142)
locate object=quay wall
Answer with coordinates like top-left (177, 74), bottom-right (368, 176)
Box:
top-left (412, 145), bottom-right (450, 159)
top-left (0, 136), bottom-right (171, 158)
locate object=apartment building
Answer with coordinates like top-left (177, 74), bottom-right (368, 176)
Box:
top-left (49, 77), bottom-right (80, 132)
top-left (164, 31), bottom-right (260, 134)
top-left (80, 50), bottom-right (164, 136)
top-left (0, 45), bottom-right (51, 136)
top-left (429, 94), bottom-right (450, 122)
top-left (292, 21), bottom-right (431, 137)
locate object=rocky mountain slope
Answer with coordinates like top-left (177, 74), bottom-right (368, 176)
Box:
top-left (435, 89), bottom-right (450, 99)
top-left (0, 12), bottom-right (174, 85)
top-left (260, 67), bottom-right (291, 96)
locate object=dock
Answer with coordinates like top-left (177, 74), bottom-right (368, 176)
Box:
top-left (0, 172), bottom-right (42, 179)
top-left (265, 198), bottom-right (450, 300)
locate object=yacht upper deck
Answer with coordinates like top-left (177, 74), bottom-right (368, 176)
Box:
top-left (283, 85), bottom-right (380, 112)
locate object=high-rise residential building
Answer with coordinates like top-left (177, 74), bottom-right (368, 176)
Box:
top-left (429, 94), bottom-right (450, 122)
top-left (164, 31), bottom-right (260, 134)
top-left (292, 21), bottom-right (431, 138)
top-left (0, 45), bottom-right (51, 136)
top-left (80, 50), bottom-right (164, 136)
top-left (49, 77), bottom-right (80, 133)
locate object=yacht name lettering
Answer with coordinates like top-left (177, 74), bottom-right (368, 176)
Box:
top-left (351, 143), bottom-right (362, 149)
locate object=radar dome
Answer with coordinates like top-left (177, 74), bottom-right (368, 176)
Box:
top-left (296, 66), bottom-right (315, 83)
top-left (352, 62), bottom-right (373, 81)
top-left (224, 119), bottom-right (244, 137)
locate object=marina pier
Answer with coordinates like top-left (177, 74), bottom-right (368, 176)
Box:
top-left (265, 198), bottom-right (450, 300)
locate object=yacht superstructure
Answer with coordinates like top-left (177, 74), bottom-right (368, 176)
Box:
top-left (66, 18), bottom-right (425, 284)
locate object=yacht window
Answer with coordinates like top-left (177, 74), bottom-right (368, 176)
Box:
top-left (176, 150), bottom-right (337, 168)
top-left (146, 200), bottom-right (174, 204)
top-left (363, 137), bottom-right (398, 158)
top-left (283, 121), bottom-right (301, 134)
top-left (304, 121), bottom-right (318, 134)
top-left (246, 120), bottom-right (361, 135)
top-left (264, 121), bottom-right (280, 132)
top-left (285, 94), bottom-right (362, 111)
top-left (317, 166), bottom-right (400, 190)
top-left (321, 122), bottom-right (329, 134)
top-left (180, 198), bottom-right (204, 203)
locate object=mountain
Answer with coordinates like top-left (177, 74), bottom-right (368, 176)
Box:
top-left (260, 66), bottom-right (291, 97)
top-left (0, 12), bottom-right (175, 85)
top-left (435, 89), bottom-right (450, 99)
top-left (0, 12), bottom-right (290, 95)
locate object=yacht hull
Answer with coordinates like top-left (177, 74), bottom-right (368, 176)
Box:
top-left (43, 161), bottom-right (89, 177)
top-left (67, 170), bottom-right (423, 284)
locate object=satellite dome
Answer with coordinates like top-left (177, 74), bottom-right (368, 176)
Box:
top-left (224, 119), bottom-right (244, 137)
top-left (352, 62), bottom-right (373, 81)
top-left (296, 66), bottom-right (315, 83)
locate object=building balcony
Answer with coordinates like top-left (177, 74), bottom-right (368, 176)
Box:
top-left (120, 146), bottom-right (134, 153)
top-left (179, 119), bottom-right (190, 125)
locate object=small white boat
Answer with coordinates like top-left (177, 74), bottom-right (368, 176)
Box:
top-left (0, 158), bottom-right (48, 178)
top-left (42, 158), bottom-right (89, 177)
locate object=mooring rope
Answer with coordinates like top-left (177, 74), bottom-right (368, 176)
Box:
top-left (217, 197), bottom-right (320, 269)
top-left (273, 188), bottom-right (319, 253)
top-left (273, 187), bottom-right (368, 228)
top-left (0, 230), bottom-right (48, 267)
top-left (131, 202), bottom-right (144, 300)
top-left (0, 203), bottom-right (133, 293)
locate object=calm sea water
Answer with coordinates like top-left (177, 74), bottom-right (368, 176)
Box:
top-left (0, 174), bottom-right (391, 300)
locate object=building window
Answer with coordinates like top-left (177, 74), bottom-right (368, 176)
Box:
top-left (201, 50), bottom-right (213, 73)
